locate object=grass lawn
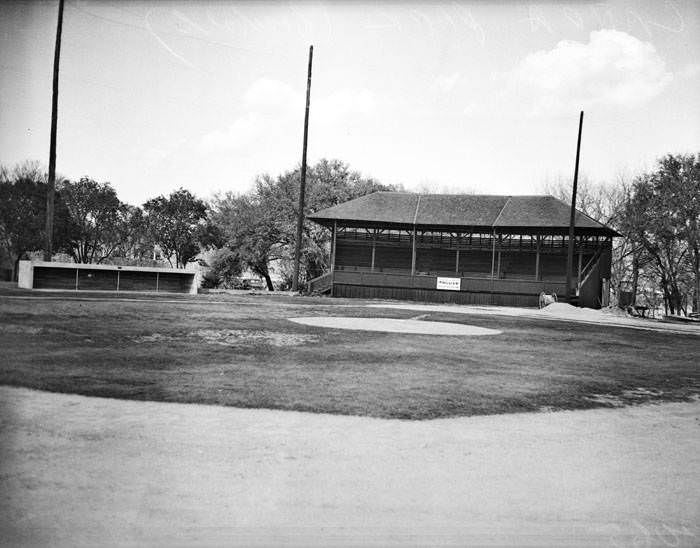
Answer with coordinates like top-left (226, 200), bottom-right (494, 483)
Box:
top-left (1, 289), bottom-right (699, 419)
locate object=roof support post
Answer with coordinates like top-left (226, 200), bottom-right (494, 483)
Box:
top-left (490, 232), bottom-right (496, 280)
top-left (370, 228), bottom-right (376, 273)
top-left (410, 195), bottom-right (421, 277)
top-left (330, 221), bottom-right (337, 275)
top-left (535, 234), bottom-right (541, 281)
top-left (411, 227), bottom-right (417, 276)
top-left (455, 248), bottom-right (460, 274)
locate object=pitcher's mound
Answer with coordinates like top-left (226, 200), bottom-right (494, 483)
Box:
top-left (289, 316), bottom-right (501, 336)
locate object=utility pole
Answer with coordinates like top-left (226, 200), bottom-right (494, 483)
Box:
top-left (565, 111), bottom-right (584, 304)
top-left (292, 45), bottom-right (313, 292)
top-left (45, 0), bottom-right (64, 261)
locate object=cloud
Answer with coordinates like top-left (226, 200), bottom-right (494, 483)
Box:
top-left (315, 88), bottom-right (376, 125)
top-left (507, 29), bottom-right (672, 115)
top-left (463, 101), bottom-right (479, 116)
top-left (242, 78), bottom-right (300, 111)
top-left (199, 79), bottom-right (299, 151)
top-left (137, 138), bottom-right (187, 166)
top-left (200, 79), bottom-right (376, 151)
top-left (679, 63), bottom-right (700, 79)
top-left (430, 72), bottom-right (461, 94)
top-left (199, 112), bottom-right (269, 151)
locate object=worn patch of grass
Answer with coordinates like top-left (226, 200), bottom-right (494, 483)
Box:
top-left (0, 290), bottom-right (699, 419)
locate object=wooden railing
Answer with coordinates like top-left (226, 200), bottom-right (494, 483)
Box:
top-left (332, 270), bottom-right (566, 297)
top-left (307, 272), bottom-right (332, 295)
top-left (337, 229), bottom-right (608, 252)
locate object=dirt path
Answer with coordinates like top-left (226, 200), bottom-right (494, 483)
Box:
top-left (367, 302), bottom-right (700, 335)
top-left (1, 386), bottom-right (699, 547)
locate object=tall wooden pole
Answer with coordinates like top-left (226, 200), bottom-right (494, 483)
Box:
top-left (292, 45), bottom-right (313, 292)
top-left (45, 0), bottom-right (64, 261)
top-left (565, 111), bottom-right (584, 304)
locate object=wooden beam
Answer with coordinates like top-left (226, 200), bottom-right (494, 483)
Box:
top-left (410, 195), bottom-right (420, 276)
top-left (411, 228), bottom-right (417, 276)
top-left (577, 250), bottom-right (583, 291)
top-left (566, 111), bottom-right (584, 303)
top-left (291, 45), bottom-right (314, 292)
top-left (45, 0), bottom-right (64, 262)
top-left (330, 220), bottom-right (337, 274)
top-left (490, 233), bottom-right (496, 279)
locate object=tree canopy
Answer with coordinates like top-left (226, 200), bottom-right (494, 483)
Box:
top-left (0, 165), bottom-right (50, 279)
top-left (620, 153), bottom-right (700, 315)
top-left (59, 177), bottom-right (126, 263)
top-left (143, 188), bottom-right (208, 268)
top-left (543, 154), bottom-right (700, 315)
top-left (208, 159), bottom-right (397, 290)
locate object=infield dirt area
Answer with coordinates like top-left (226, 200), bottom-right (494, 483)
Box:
top-left (1, 386), bottom-right (699, 547)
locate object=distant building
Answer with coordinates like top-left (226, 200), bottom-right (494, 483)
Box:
top-left (308, 192), bottom-right (619, 308)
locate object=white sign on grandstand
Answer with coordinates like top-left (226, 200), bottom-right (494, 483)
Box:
top-left (436, 277), bottom-right (461, 291)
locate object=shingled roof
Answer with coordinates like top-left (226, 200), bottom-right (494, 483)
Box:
top-left (308, 192), bottom-right (618, 236)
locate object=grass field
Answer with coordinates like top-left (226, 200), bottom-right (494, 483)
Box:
top-left (1, 289), bottom-right (699, 419)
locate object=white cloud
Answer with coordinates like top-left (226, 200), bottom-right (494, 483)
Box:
top-left (200, 78), bottom-right (376, 151)
top-left (242, 78), bottom-right (300, 111)
top-left (199, 112), bottom-right (268, 151)
top-left (507, 29), bottom-right (672, 115)
top-left (463, 101), bottom-right (479, 116)
top-left (679, 63), bottom-right (700, 79)
top-left (314, 88), bottom-right (376, 125)
top-left (199, 78), bottom-right (300, 151)
top-left (137, 138), bottom-right (187, 165)
top-left (430, 72), bottom-right (461, 94)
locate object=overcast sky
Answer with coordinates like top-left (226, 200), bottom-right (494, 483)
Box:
top-left (1, 0), bottom-right (699, 206)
